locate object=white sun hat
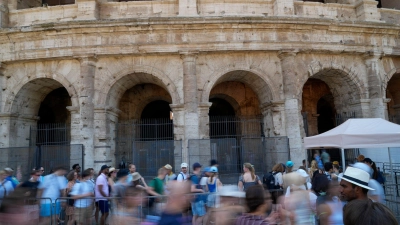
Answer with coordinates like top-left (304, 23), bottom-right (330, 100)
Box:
top-left (339, 167), bottom-right (374, 190)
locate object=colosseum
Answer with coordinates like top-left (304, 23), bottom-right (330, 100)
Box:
top-left (0, 0), bottom-right (399, 177)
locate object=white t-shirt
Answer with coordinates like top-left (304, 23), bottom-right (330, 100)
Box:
top-left (274, 172), bottom-right (283, 186)
top-left (71, 180), bottom-right (94, 208)
top-left (95, 173), bottom-right (109, 201)
top-left (38, 174), bottom-right (67, 203)
top-left (176, 172), bottom-right (188, 181)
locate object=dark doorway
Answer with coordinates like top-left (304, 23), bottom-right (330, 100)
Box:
top-left (140, 100), bottom-right (173, 140)
top-left (141, 100), bottom-right (171, 119)
top-left (209, 98), bottom-right (235, 117)
top-left (317, 96), bottom-right (335, 134)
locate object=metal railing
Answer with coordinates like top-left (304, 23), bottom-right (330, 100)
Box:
top-left (1, 187), bottom-right (398, 224)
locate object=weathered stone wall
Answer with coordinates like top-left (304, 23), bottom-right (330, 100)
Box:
top-left (0, 0), bottom-right (399, 168)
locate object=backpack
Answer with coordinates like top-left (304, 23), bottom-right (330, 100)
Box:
top-left (263, 172), bottom-right (278, 190)
top-left (174, 172), bottom-right (186, 181)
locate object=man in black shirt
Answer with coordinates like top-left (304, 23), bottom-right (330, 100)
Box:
top-left (20, 170), bottom-right (41, 202)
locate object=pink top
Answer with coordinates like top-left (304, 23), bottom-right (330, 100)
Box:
top-left (95, 173), bottom-right (109, 201)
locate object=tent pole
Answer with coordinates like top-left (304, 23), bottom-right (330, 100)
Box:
top-left (388, 147), bottom-right (397, 201)
top-left (341, 148), bottom-right (346, 170)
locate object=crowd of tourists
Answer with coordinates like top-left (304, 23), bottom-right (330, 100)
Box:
top-left (0, 152), bottom-right (398, 225)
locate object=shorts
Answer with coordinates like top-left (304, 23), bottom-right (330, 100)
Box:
top-left (40, 202), bottom-right (61, 217)
top-left (75, 205), bottom-right (93, 223)
top-left (97, 200), bottom-right (109, 214)
top-left (191, 200), bottom-right (206, 217)
top-left (207, 193), bottom-right (219, 208)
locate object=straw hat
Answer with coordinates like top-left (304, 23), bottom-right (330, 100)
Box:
top-left (164, 164), bottom-right (172, 170)
top-left (132, 172), bottom-right (141, 181)
top-left (339, 167), bottom-right (374, 190)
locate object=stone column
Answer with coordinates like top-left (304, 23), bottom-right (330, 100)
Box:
top-left (278, 51), bottom-right (305, 166)
top-left (0, 0), bottom-right (9, 28)
top-left (170, 103), bottom-right (185, 173)
top-left (364, 54), bottom-right (387, 119)
top-left (178, 0), bottom-right (198, 17)
top-left (93, 105), bottom-right (120, 169)
top-left (78, 57), bottom-right (96, 169)
top-left (261, 101), bottom-right (286, 137)
top-left (198, 102), bottom-right (212, 139)
top-left (355, 0), bottom-right (381, 22)
top-left (273, 0), bottom-right (294, 16)
top-left (180, 51), bottom-right (206, 167)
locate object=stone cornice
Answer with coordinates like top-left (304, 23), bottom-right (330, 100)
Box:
top-left (0, 17), bottom-right (399, 62)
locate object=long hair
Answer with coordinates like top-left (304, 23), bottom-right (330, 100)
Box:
top-left (244, 163), bottom-right (255, 180)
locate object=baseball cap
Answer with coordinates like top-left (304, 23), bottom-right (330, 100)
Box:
top-left (333, 161), bottom-right (339, 165)
top-left (286, 161), bottom-right (294, 168)
top-left (181, 163), bottom-right (188, 168)
top-left (193, 162), bottom-right (202, 170)
top-left (210, 166), bottom-right (218, 173)
top-left (4, 168), bottom-right (13, 172)
top-left (101, 165), bottom-right (111, 171)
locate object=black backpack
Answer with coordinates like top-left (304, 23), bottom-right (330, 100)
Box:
top-left (263, 171), bottom-right (278, 190)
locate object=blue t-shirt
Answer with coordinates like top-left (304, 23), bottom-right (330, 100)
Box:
top-left (190, 174), bottom-right (204, 202)
top-left (158, 212), bottom-right (191, 225)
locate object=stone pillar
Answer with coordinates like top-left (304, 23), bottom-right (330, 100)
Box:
top-left (93, 105), bottom-right (120, 169)
top-left (273, 0), bottom-right (294, 16)
top-left (178, 0), bottom-right (198, 17)
top-left (170, 104), bottom-right (184, 173)
top-left (78, 57), bottom-right (96, 169)
top-left (0, 0), bottom-right (9, 28)
top-left (76, 0), bottom-right (102, 20)
top-left (260, 101), bottom-right (286, 137)
top-left (180, 51), bottom-right (206, 167)
top-left (198, 102), bottom-right (212, 139)
top-left (355, 0), bottom-right (381, 22)
top-left (364, 54), bottom-right (387, 119)
top-left (278, 51), bottom-right (305, 166)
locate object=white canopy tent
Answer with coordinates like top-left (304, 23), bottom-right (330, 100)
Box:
top-left (304, 118), bottom-right (400, 185)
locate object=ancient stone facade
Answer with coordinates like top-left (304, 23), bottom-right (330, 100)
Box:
top-left (0, 0), bottom-right (399, 170)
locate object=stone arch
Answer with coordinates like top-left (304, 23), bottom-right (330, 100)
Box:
top-left (209, 93), bottom-right (241, 116)
top-left (119, 83), bottom-right (173, 121)
top-left (201, 68), bottom-right (277, 105)
top-left (6, 76), bottom-right (79, 115)
top-left (98, 65), bottom-right (181, 108)
top-left (383, 67), bottom-right (400, 93)
top-left (301, 65), bottom-right (366, 113)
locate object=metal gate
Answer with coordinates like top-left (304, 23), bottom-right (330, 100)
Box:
top-left (0, 144), bottom-right (83, 180)
top-left (116, 118), bottom-right (178, 177)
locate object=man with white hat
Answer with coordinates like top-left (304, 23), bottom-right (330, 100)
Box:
top-left (339, 167), bottom-right (374, 202)
top-left (177, 163), bottom-right (189, 181)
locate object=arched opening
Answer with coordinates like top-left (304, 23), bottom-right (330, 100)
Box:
top-left (36, 87), bottom-right (71, 145)
top-left (387, 73), bottom-right (400, 124)
top-left (302, 70), bottom-right (360, 165)
top-left (207, 76), bottom-right (266, 175)
top-left (139, 100), bottom-right (173, 141)
top-left (112, 77), bottom-right (175, 175)
top-left (209, 98), bottom-right (236, 138)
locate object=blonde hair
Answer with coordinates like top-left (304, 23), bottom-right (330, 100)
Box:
top-left (243, 163), bottom-right (255, 180)
top-left (272, 163), bottom-right (284, 173)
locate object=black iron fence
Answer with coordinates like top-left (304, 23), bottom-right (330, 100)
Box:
top-left (30, 123), bottom-right (70, 146)
top-left (0, 144), bottom-right (83, 181)
top-left (116, 118), bottom-right (175, 176)
top-left (188, 137), bottom-right (290, 185)
top-left (209, 116), bottom-right (264, 139)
